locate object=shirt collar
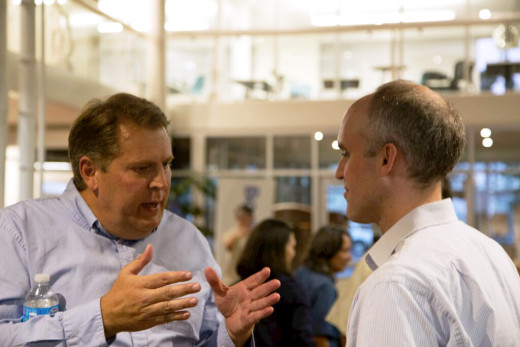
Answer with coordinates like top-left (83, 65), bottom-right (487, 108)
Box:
top-left (60, 179), bottom-right (155, 244)
top-left (365, 198), bottom-right (458, 271)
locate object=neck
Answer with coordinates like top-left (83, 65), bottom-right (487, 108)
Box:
top-left (377, 179), bottom-right (442, 233)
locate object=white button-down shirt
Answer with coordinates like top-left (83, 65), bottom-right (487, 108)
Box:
top-left (347, 199), bottom-right (520, 346)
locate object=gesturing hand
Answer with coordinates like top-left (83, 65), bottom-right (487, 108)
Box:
top-left (100, 244), bottom-right (201, 338)
top-left (205, 267), bottom-right (281, 347)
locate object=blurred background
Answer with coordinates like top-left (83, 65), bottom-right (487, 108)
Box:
top-left (2, 0), bottom-right (520, 276)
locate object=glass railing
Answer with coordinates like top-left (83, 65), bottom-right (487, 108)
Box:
top-left (7, 1), bottom-right (520, 102)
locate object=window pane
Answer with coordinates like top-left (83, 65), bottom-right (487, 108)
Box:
top-left (171, 137), bottom-right (191, 170)
top-left (206, 137), bottom-right (265, 170)
top-left (275, 176), bottom-right (311, 205)
top-left (274, 136), bottom-right (311, 169)
top-left (319, 134), bottom-right (340, 170)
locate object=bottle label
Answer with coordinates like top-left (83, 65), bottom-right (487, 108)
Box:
top-left (22, 305), bottom-right (59, 322)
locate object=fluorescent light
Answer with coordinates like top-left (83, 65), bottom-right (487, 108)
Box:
top-left (68, 12), bottom-right (103, 28)
top-left (312, 10), bottom-right (455, 27)
top-left (400, 10), bottom-right (455, 23)
top-left (479, 9), bottom-right (492, 20)
top-left (98, 22), bottom-right (123, 33)
top-left (480, 128), bottom-right (492, 138)
top-left (482, 138), bottom-right (493, 148)
top-left (314, 131), bottom-right (324, 141)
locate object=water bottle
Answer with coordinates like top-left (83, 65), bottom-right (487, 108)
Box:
top-left (22, 273), bottom-right (59, 322)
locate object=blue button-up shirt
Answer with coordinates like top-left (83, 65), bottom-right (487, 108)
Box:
top-left (0, 180), bottom-right (232, 346)
top-left (347, 199), bottom-right (520, 346)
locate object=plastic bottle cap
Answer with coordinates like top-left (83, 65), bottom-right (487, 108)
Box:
top-left (34, 273), bottom-right (50, 283)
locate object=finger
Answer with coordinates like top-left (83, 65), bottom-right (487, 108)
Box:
top-left (149, 296), bottom-right (198, 317)
top-left (125, 244), bottom-right (154, 276)
top-left (204, 267), bottom-right (228, 296)
top-left (249, 278), bottom-right (281, 301)
top-left (142, 271), bottom-right (194, 289)
top-left (241, 267), bottom-right (271, 290)
top-left (248, 292), bottom-right (281, 312)
top-left (153, 310), bottom-right (191, 325)
top-left (147, 282), bottom-right (201, 305)
top-left (247, 306), bottom-right (276, 325)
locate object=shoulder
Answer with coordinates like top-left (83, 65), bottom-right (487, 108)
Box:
top-left (0, 197), bottom-right (61, 233)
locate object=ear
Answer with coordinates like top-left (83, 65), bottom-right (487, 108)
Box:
top-left (78, 156), bottom-right (100, 191)
top-left (380, 142), bottom-right (398, 177)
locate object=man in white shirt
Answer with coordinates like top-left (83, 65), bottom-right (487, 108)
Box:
top-left (336, 80), bottom-right (520, 346)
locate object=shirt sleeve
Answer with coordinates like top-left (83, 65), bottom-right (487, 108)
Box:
top-left (0, 216), bottom-right (108, 347)
top-left (346, 280), bottom-right (439, 346)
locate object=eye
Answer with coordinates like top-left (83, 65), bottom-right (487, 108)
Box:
top-left (133, 165), bottom-right (150, 173)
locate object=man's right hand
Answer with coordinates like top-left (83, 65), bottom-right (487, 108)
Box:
top-left (100, 244), bottom-right (201, 339)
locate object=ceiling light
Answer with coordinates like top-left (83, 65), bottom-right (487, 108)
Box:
top-left (480, 128), bottom-right (491, 138)
top-left (482, 137), bottom-right (493, 148)
top-left (332, 140), bottom-right (339, 150)
top-left (314, 131), bottom-right (324, 141)
top-left (479, 9), bottom-right (492, 20)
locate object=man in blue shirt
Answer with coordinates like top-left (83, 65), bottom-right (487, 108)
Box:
top-left (336, 80), bottom-right (520, 345)
top-left (0, 93), bottom-right (280, 346)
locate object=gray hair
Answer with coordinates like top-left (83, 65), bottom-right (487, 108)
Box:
top-left (365, 80), bottom-right (466, 188)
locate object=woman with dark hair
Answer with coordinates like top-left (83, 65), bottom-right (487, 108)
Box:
top-left (236, 219), bottom-right (315, 347)
top-left (295, 225), bottom-right (352, 347)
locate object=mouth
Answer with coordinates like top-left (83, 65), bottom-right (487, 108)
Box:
top-left (141, 201), bottom-right (162, 212)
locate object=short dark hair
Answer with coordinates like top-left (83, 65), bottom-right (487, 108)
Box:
top-left (304, 225), bottom-right (351, 278)
top-left (235, 204), bottom-right (253, 217)
top-left (68, 93), bottom-right (169, 190)
top-left (365, 80), bottom-right (466, 188)
top-left (236, 219), bottom-right (293, 280)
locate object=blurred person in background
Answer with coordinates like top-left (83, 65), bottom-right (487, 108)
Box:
top-left (222, 204), bottom-right (254, 285)
top-left (237, 219), bottom-right (315, 346)
top-left (295, 225), bottom-right (352, 347)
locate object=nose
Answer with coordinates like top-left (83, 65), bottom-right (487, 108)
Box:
top-left (335, 159), bottom-right (344, 180)
top-left (150, 166), bottom-right (169, 190)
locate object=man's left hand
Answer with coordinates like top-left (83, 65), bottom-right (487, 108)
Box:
top-left (204, 267), bottom-right (281, 347)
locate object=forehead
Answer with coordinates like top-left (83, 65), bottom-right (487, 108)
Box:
top-left (117, 122), bottom-right (172, 156)
top-left (338, 95), bottom-right (372, 143)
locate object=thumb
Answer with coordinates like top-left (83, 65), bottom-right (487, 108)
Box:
top-left (205, 267), bottom-right (227, 296)
top-left (126, 244), bottom-right (153, 275)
